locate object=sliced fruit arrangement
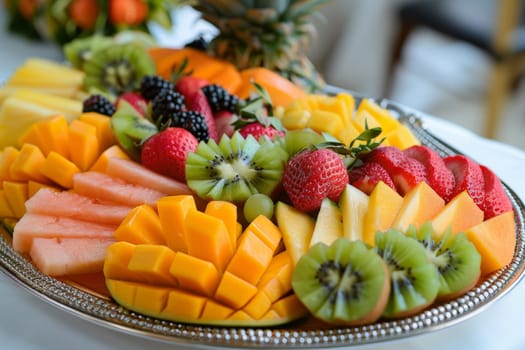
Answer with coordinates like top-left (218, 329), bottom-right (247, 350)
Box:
top-left (275, 181), bottom-right (515, 279)
top-left (104, 195), bottom-right (307, 326)
top-left (0, 46), bottom-right (518, 330)
top-left (9, 153), bottom-right (191, 276)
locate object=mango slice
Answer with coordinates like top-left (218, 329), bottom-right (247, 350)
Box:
top-left (105, 199), bottom-right (308, 327)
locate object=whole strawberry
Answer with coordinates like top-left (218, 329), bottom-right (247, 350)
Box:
top-left (141, 127), bottom-right (198, 182)
top-left (282, 149), bottom-right (349, 212)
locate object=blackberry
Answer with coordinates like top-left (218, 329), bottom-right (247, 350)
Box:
top-left (82, 94), bottom-right (115, 116)
top-left (201, 84), bottom-right (240, 113)
top-left (151, 89), bottom-right (186, 127)
top-left (140, 75), bottom-right (175, 101)
top-left (178, 111), bottom-right (210, 142)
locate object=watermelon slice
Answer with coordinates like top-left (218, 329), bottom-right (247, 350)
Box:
top-left (73, 171), bottom-right (167, 207)
top-left (12, 213), bottom-right (117, 253)
top-left (105, 157), bottom-right (192, 195)
top-left (25, 188), bottom-right (133, 225)
top-left (30, 237), bottom-right (115, 276)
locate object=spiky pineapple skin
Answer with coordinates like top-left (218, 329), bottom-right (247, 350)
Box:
top-left (194, 0), bottom-right (328, 93)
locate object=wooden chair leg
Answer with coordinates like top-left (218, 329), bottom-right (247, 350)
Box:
top-left (485, 62), bottom-right (511, 138)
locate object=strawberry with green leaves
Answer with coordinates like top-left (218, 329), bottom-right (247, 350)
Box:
top-left (283, 125), bottom-right (384, 212)
top-left (141, 127), bottom-right (199, 182)
top-left (233, 84), bottom-right (285, 141)
top-left (282, 148), bottom-right (348, 212)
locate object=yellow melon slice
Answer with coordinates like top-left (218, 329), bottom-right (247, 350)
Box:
top-left (363, 181), bottom-right (403, 246)
top-left (275, 201), bottom-right (315, 265)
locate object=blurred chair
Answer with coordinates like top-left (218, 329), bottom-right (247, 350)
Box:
top-left (391, 0), bottom-right (525, 138)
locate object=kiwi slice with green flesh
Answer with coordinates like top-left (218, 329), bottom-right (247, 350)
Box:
top-left (375, 229), bottom-right (440, 318)
top-left (83, 43), bottom-right (156, 96)
top-left (185, 132), bottom-right (288, 202)
top-left (282, 129), bottom-right (325, 156)
top-left (292, 237), bottom-right (390, 325)
top-left (63, 35), bottom-right (113, 70)
top-left (111, 100), bottom-right (158, 161)
top-left (406, 222), bottom-right (481, 300)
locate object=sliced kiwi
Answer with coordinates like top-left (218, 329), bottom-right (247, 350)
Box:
top-left (83, 43), bottom-right (156, 96)
top-left (185, 132), bottom-right (288, 202)
top-left (406, 222), bottom-right (481, 300)
top-left (63, 35), bottom-right (113, 70)
top-left (292, 237), bottom-right (390, 325)
top-left (111, 100), bottom-right (158, 161)
top-left (282, 129), bottom-right (325, 156)
top-left (375, 229), bottom-right (440, 318)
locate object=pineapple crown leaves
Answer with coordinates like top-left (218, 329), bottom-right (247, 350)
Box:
top-left (231, 82), bottom-right (285, 131)
top-left (314, 121), bottom-right (384, 170)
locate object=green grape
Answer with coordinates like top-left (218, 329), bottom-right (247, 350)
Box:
top-left (243, 193), bottom-right (275, 223)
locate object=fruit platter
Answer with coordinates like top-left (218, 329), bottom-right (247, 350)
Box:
top-left (1, 15), bottom-right (525, 347)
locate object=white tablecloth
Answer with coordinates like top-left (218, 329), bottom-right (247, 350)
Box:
top-left (1, 9), bottom-right (525, 350)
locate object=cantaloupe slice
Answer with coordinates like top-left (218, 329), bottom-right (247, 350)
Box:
top-left (2, 181), bottom-right (28, 218)
top-left (0, 147), bottom-right (20, 182)
top-left (12, 213), bottom-right (117, 253)
top-left (30, 237), bottom-right (115, 276)
top-left (25, 188), bottom-right (132, 225)
top-left (0, 190), bottom-right (15, 218)
top-left (104, 199), bottom-right (307, 327)
top-left (68, 119), bottom-right (100, 171)
top-left (89, 145), bottom-right (130, 173)
top-left (392, 181), bottom-right (445, 232)
top-left (431, 190), bottom-right (484, 237)
top-left (236, 67), bottom-right (306, 107)
top-left (78, 112), bottom-right (117, 151)
top-left (465, 211), bottom-right (516, 275)
top-left (27, 180), bottom-right (60, 197)
top-left (9, 143), bottom-right (48, 183)
top-left (18, 115), bottom-right (70, 158)
top-left (40, 151), bottom-right (80, 188)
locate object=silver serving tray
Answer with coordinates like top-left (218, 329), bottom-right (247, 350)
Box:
top-left (0, 98), bottom-right (524, 348)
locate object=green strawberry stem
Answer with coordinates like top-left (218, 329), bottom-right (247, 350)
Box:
top-left (317, 121), bottom-right (384, 170)
top-left (232, 82), bottom-right (285, 132)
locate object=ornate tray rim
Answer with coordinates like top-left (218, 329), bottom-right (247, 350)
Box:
top-left (1, 95), bottom-right (524, 348)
